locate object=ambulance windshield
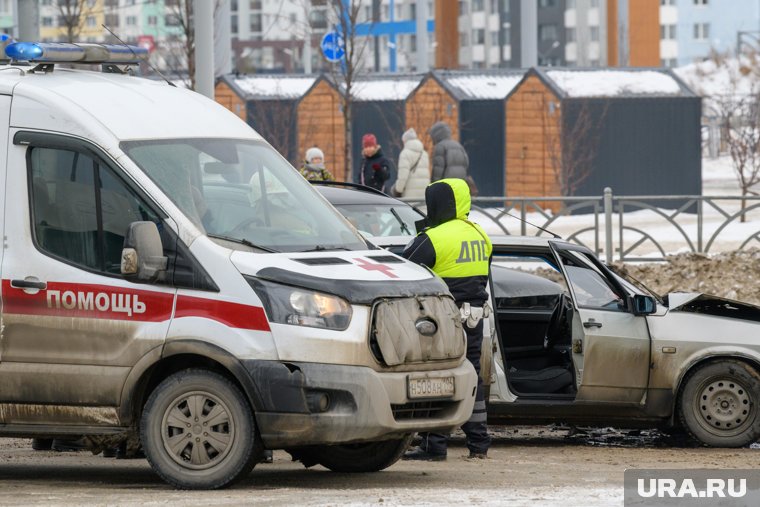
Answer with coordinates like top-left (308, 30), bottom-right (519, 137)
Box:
top-left (122, 138), bottom-right (368, 253)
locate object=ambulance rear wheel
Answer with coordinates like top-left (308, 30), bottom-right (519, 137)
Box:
top-left (313, 435), bottom-right (413, 473)
top-left (140, 369), bottom-right (259, 489)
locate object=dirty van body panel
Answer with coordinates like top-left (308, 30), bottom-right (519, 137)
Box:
top-left (0, 403), bottom-right (120, 426)
top-left (0, 135), bottom-right (176, 419)
top-left (0, 95), bottom-right (9, 300)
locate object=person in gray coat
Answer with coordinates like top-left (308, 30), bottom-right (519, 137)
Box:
top-left (429, 121), bottom-right (469, 182)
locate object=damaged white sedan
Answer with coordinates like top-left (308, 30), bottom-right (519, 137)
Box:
top-left (376, 234), bottom-right (760, 448)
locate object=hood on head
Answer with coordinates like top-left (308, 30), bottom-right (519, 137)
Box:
top-left (405, 138), bottom-right (424, 152)
top-left (425, 178), bottom-right (471, 227)
top-left (402, 127), bottom-right (417, 143)
top-left (429, 122), bottom-right (452, 144)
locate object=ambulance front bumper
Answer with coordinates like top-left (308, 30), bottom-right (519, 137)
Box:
top-left (243, 360), bottom-right (477, 448)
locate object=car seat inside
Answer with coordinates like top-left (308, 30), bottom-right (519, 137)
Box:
top-left (491, 258), bottom-right (577, 397)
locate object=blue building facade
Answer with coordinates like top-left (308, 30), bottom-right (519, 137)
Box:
top-left (674, 0), bottom-right (760, 65)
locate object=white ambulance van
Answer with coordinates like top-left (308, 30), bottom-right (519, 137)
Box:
top-left (0, 42), bottom-right (477, 489)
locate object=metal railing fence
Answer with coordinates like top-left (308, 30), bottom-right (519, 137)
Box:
top-left (406, 188), bottom-right (760, 263)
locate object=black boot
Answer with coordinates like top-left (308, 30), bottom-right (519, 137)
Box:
top-left (52, 438), bottom-right (88, 452)
top-left (402, 446), bottom-right (446, 461)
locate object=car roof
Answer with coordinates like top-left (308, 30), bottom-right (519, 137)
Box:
top-left (315, 184), bottom-right (411, 207)
top-left (374, 234), bottom-right (585, 252)
top-left (0, 66), bottom-right (258, 142)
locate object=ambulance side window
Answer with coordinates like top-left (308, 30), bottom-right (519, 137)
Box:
top-left (29, 147), bottom-right (160, 275)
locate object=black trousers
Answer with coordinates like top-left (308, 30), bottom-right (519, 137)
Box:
top-left (421, 319), bottom-right (490, 455)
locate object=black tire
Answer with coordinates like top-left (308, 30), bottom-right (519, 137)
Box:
top-left (312, 435), bottom-right (413, 473)
top-left (31, 438), bottom-right (53, 451)
top-left (678, 360), bottom-right (760, 447)
top-left (140, 369), bottom-right (259, 489)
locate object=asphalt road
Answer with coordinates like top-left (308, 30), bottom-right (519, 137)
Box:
top-left (0, 427), bottom-right (756, 506)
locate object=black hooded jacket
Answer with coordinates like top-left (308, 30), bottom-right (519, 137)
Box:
top-left (360, 148), bottom-right (396, 193)
top-left (402, 178), bottom-right (492, 305)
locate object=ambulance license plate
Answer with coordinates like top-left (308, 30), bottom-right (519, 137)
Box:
top-left (407, 376), bottom-right (455, 399)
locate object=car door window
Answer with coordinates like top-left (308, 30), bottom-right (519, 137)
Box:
top-left (560, 251), bottom-right (626, 311)
top-left (30, 146), bottom-right (160, 275)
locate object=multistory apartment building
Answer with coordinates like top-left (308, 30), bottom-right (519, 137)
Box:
top-left (23, 0), bottom-right (760, 74)
top-left (661, 0), bottom-right (760, 67)
top-left (0, 0), bottom-right (12, 34)
top-left (231, 0), bottom-right (434, 73)
top-left (564, 0), bottom-right (607, 66)
top-left (39, 0), bottom-right (106, 43)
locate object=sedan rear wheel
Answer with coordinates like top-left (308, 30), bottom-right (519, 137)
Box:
top-left (679, 360), bottom-right (760, 447)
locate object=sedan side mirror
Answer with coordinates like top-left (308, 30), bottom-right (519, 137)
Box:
top-left (121, 221), bottom-right (168, 282)
top-left (631, 294), bottom-right (657, 315)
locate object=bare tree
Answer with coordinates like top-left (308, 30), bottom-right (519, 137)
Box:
top-left (693, 51), bottom-right (760, 221)
top-left (55, 0), bottom-right (94, 42)
top-left (544, 97), bottom-right (607, 197)
top-left (715, 93), bottom-right (760, 221)
top-left (161, 0), bottom-right (196, 89)
top-left (247, 99), bottom-right (310, 166)
top-left (153, 1), bottom-right (223, 90)
top-left (328, 0), bottom-right (372, 182)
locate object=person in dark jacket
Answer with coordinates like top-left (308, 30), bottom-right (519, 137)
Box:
top-left (429, 121), bottom-right (469, 182)
top-left (401, 178), bottom-right (492, 461)
top-left (359, 133), bottom-right (395, 193)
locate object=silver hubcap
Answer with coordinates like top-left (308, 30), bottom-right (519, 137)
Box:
top-left (161, 391), bottom-right (235, 470)
top-left (697, 378), bottom-right (751, 432)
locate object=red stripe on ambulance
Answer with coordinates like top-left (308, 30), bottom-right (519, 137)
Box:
top-left (1, 280), bottom-right (270, 331)
top-left (175, 295), bottom-right (270, 331)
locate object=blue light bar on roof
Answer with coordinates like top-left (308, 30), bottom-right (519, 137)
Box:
top-left (5, 42), bottom-right (148, 64)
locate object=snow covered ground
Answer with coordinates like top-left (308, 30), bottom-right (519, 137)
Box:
top-left (467, 156), bottom-right (760, 260)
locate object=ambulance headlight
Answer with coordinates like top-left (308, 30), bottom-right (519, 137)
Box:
top-left (246, 277), bottom-right (352, 330)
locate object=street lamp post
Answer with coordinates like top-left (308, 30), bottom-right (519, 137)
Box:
top-left (538, 40), bottom-right (560, 66)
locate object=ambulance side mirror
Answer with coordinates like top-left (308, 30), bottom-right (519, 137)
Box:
top-left (121, 221), bottom-right (168, 282)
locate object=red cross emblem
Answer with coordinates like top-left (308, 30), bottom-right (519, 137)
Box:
top-left (354, 258), bottom-right (398, 278)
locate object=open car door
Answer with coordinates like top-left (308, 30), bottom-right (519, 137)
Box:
top-left (550, 242), bottom-right (651, 405)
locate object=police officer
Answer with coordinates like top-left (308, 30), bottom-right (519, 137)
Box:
top-left (402, 178), bottom-right (491, 461)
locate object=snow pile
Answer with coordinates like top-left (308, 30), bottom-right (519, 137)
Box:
top-left (351, 78), bottom-right (421, 101)
top-left (546, 70), bottom-right (683, 97)
top-left (614, 249), bottom-right (760, 304)
top-left (675, 56), bottom-right (760, 98)
top-left (232, 76), bottom-right (316, 99)
top-left (445, 74), bottom-right (524, 99)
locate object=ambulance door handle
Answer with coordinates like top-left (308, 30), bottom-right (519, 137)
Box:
top-left (583, 319), bottom-right (602, 329)
top-left (10, 279), bottom-right (47, 290)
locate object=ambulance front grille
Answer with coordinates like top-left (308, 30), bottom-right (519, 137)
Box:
top-left (391, 401), bottom-right (456, 421)
top-left (371, 297), bottom-right (465, 367)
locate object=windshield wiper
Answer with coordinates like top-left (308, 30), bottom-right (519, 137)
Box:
top-left (300, 245), bottom-right (353, 252)
top-left (390, 207), bottom-right (412, 235)
top-left (208, 234), bottom-right (279, 253)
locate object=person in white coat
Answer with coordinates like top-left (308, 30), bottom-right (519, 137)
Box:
top-left (392, 128), bottom-right (430, 199)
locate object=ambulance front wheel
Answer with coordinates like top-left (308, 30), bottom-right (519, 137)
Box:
top-left (140, 368), bottom-right (260, 489)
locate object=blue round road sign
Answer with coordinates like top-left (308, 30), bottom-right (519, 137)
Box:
top-left (321, 31), bottom-right (345, 63)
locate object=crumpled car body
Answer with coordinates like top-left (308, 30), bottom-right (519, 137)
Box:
top-left (371, 232), bottom-right (760, 448)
